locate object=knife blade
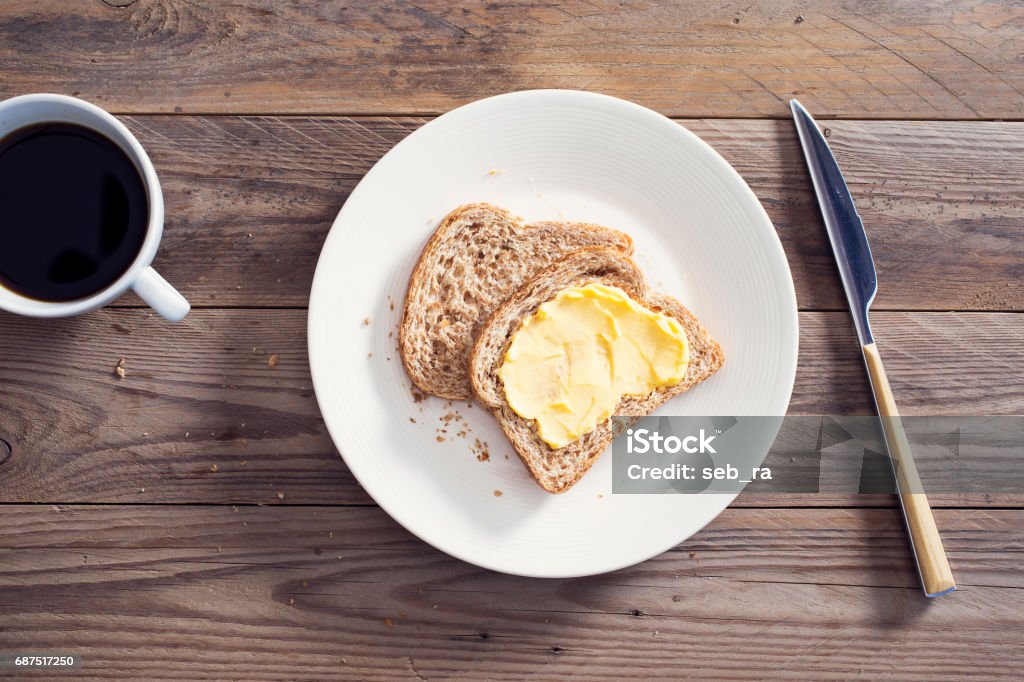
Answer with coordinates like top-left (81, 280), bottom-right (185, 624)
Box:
top-left (790, 101), bottom-right (877, 344)
top-left (790, 99), bottom-right (956, 597)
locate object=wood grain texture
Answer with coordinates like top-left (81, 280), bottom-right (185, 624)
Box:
top-left (1, 1), bottom-right (1022, 673)
top-left (105, 116), bottom-right (1024, 310)
top-left (2, 1), bottom-right (1023, 119)
top-left (0, 309), bottom-right (1020, 506)
top-left (0, 504), bottom-right (1021, 680)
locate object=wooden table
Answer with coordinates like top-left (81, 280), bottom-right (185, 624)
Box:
top-left (2, 2), bottom-right (1023, 679)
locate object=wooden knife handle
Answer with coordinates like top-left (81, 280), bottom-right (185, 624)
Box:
top-left (863, 342), bottom-right (956, 597)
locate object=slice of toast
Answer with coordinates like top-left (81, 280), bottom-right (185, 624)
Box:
top-left (400, 203), bottom-right (633, 400)
top-left (470, 247), bottom-right (724, 494)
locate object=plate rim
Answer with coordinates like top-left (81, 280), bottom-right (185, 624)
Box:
top-left (308, 88), bottom-right (799, 578)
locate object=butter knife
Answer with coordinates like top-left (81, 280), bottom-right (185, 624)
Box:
top-left (791, 99), bottom-right (956, 597)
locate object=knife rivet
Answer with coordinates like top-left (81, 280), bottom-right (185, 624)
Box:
top-left (0, 439), bottom-right (11, 466)
top-left (823, 127), bottom-right (832, 138)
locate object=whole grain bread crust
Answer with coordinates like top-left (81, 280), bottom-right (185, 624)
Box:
top-left (470, 247), bottom-right (724, 494)
top-left (399, 203), bottom-right (633, 400)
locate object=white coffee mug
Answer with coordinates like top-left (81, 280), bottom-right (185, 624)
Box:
top-left (0, 93), bottom-right (189, 321)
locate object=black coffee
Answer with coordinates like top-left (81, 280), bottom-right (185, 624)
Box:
top-left (0, 122), bottom-right (148, 302)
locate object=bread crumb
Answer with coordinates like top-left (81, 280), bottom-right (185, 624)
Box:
top-left (302, 580), bottom-right (308, 588)
top-left (471, 438), bottom-right (490, 462)
top-left (114, 357), bottom-right (126, 378)
top-left (362, 316), bottom-right (371, 327)
top-left (210, 463), bottom-right (218, 472)
top-left (597, 493), bottom-right (604, 499)
top-left (276, 491), bottom-right (285, 500)
top-left (493, 489), bottom-right (503, 497)
top-left (412, 390), bottom-right (426, 403)
top-left (409, 417), bottom-right (417, 423)
top-left (383, 617), bottom-right (394, 628)
top-left (367, 352), bottom-right (373, 359)
top-left (436, 435), bottom-right (445, 442)
top-left (487, 168), bottom-right (504, 176)
top-left (288, 598), bottom-right (295, 605)
top-left (267, 354), bottom-right (279, 369)
top-left (795, 14), bottom-right (805, 23)
top-left (389, 301), bottom-right (395, 311)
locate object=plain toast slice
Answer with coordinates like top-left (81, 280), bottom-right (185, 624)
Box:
top-left (470, 247), bottom-right (724, 494)
top-left (400, 203), bottom-right (633, 400)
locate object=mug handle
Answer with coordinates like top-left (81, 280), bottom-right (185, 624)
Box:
top-left (132, 266), bottom-right (190, 322)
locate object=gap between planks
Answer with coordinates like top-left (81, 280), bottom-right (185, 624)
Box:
top-left (80, 113), bottom-right (1024, 123)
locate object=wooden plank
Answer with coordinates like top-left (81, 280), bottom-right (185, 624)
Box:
top-left (0, 504), bottom-right (1020, 679)
top-left (108, 116), bottom-right (1024, 310)
top-left (0, 309), bottom-right (1021, 506)
top-left (2, 1), bottom-right (1023, 119)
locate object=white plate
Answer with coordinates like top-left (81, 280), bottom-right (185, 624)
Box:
top-left (309, 90), bottom-right (798, 577)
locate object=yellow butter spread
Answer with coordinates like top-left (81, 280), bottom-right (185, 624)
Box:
top-left (498, 283), bottom-right (689, 449)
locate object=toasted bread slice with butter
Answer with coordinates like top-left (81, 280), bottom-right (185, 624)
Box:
top-left (400, 203), bottom-right (633, 400)
top-left (470, 247), bottom-right (724, 494)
